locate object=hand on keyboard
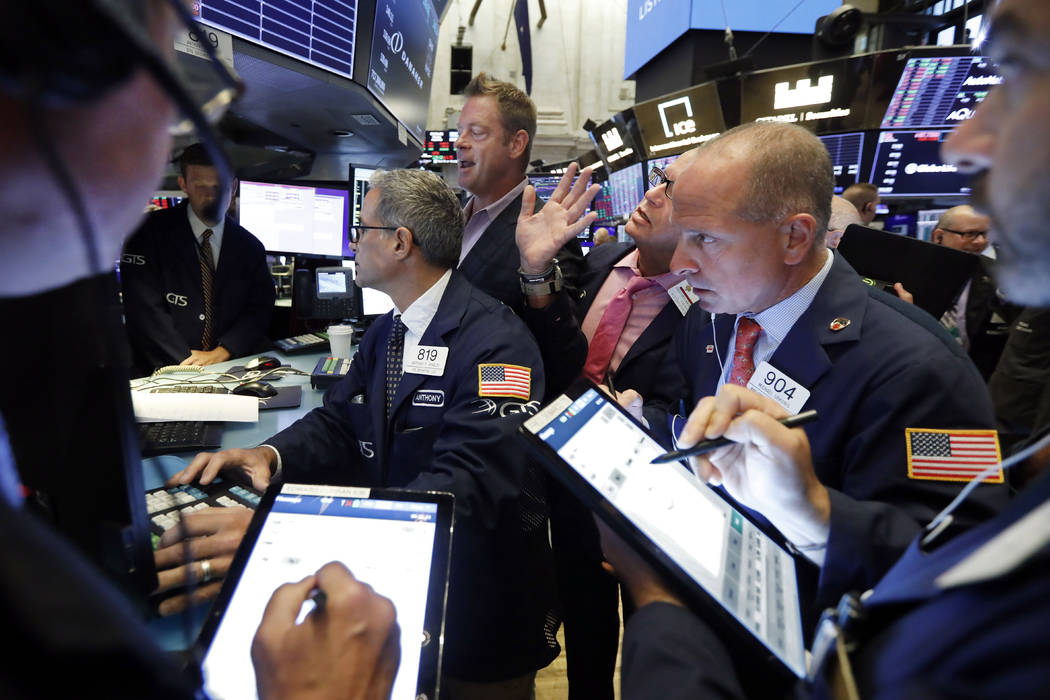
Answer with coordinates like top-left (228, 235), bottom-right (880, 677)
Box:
top-left (169, 446), bottom-right (276, 491)
top-left (153, 506), bottom-right (253, 616)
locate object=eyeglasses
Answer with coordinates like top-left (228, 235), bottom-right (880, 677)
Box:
top-left (939, 226), bottom-right (988, 240)
top-left (648, 166), bottom-right (675, 200)
top-left (348, 225), bottom-right (400, 244)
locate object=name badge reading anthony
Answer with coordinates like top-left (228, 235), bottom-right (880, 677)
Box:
top-left (403, 345), bottom-right (448, 376)
top-left (747, 361), bottom-right (811, 415)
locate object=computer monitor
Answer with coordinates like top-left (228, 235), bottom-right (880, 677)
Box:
top-left (343, 261), bottom-right (396, 320)
top-left (239, 180), bottom-right (350, 258)
top-left (917, 208), bottom-right (950, 241)
top-left (150, 190), bottom-right (184, 210)
top-left (422, 130), bottom-right (458, 164)
top-left (350, 164), bottom-right (378, 228)
top-left (881, 55), bottom-right (1001, 129)
top-left (607, 162), bottom-right (646, 219)
top-left (648, 154), bottom-right (679, 173)
top-left (818, 132), bottom-right (865, 194)
top-left (591, 181), bottom-right (616, 226)
top-left (869, 130), bottom-right (972, 198)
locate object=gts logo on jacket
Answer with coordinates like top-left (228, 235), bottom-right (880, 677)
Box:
top-left (166, 293), bottom-right (189, 307)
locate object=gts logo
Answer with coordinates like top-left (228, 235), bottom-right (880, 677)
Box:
top-left (166, 293), bottom-right (188, 307)
top-left (121, 253), bottom-right (145, 265)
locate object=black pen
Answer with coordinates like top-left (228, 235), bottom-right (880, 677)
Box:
top-left (651, 409), bottom-right (819, 464)
top-left (308, 586), bottom-right (327, 614)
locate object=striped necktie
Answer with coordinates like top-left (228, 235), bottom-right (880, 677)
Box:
top-left (199, 229), bottom-right (215, 351)
top-left (385, 316), bottom-right (407, 417)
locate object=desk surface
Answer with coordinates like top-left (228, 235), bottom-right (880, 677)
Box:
top-left (142, 349), bottom-right (338, 650)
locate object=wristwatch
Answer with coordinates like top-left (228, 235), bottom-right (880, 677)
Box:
top-left (519, 260), bottom-right (563, 296)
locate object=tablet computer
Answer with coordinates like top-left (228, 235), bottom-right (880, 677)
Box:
top-left (836, 223), bottom-right (980, 319)
top-left (194, 483), bottom-right (454, 700)
top-left (520, 380), bottom-right (808, 680)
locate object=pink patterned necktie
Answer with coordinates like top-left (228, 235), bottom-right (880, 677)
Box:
top-left (727, 317), bottom-right (763, 386)
top-left (583, 275), bottom-right (657, 383)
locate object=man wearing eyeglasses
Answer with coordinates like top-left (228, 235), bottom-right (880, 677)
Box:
top-left (930, 205), bottom-right (1019, 378)
top-left (513, 151), bottom-right (697, 700)
top-left (173, 168), bottom-right (558, 699)
top-left (623, 122), bottom-right (1005, 617)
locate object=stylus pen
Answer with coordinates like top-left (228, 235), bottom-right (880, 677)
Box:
top-left (308, 587), bottom-right (327, 614)
top-left (651, 409), bottom-right (819, 464)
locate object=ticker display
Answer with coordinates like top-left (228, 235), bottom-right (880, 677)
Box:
top-left (368, 0), bottom-right (440, 143)
top-left (608, 163), bottom-right (646, 218)
top-left (195, 0), bottom-right (358, 79)
top-left (870, 130), bottom-right (971, 198)
top-left (422, 130), bottom-right (458, 164)
top-left (819, 132), bottom-right (865, 194)
top-left (881, 56), bottom-right (1001, 129)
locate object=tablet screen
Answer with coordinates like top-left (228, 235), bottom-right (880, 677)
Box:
top-left (524, 387), bottom-right (807, 678)
top-left (200, 484), bottom-right (450, 700)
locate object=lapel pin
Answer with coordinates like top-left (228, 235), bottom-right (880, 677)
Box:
top-left (705, 344), bottom-right (715, 354)
top-left (829, 317), bottom-right (851, 332)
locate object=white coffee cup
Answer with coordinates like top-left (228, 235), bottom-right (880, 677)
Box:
top-left (327, 324), bottom-right (354, 358)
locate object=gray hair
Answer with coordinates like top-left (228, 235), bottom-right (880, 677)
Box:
top-left (368, 169), bottom-right (463, 269)
top-left (702, 122), bottom-right (833, 239)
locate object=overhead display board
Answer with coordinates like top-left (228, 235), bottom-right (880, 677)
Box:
top-left (367, 0), bottom-right (440, 143)
top-left (634, 82), bottom-right (725, 158)
top-left (422, 130), bottom-right (458, 164)
top-left (740, 54), bottom-right (890, 133)
top-left (625, 0), bottom-right (840, 80)
top-left (870, 130), bottom-right (971, 198)
top-left (195, 0), bottom-right (358, 79)
top-left (590, 111), bottom-right (644, 173)
top-left (881, 55), bottom-right (1001, 129)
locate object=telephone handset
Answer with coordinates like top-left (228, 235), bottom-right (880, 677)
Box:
top-left (293, 267), bottom-right (357, 320)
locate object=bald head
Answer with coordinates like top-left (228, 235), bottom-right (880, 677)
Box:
top-left (843, 183), bottom-right (880, 223)
top-left (933, 205), bottom-right (990, 254)
top-left (826, 195), bottom-right (863, 248)
top-left (700, 122), bottom-right (834, 240)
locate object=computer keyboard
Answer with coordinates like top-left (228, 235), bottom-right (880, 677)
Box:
top-left (274, 331), bottom-right (329, 354)
top-left (145, 479), bottom-right (263, 544)
top-left (149, 385), bottom-right (230, 394)
top-left (137, 420), bottom-right (223, 457)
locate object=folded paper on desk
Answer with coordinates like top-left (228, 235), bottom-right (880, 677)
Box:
top-left (132, 392), bottom-right (259, 423)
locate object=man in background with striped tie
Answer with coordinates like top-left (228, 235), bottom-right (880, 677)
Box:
top-left (122, 143), bottom-right (274, 375)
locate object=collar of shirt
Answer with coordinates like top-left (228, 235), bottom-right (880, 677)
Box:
top-left (394, 269), bottom-right (453, 350)
top-left (719, 248), bottom-right (834, 387)
top-left (459, 178), bottom-right (528, 264)
top-left (611, 248), bottom-right (683, 292)
top-left (187, 204), bottom-right (225, 265)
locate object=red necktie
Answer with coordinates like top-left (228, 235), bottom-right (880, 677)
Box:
top-left (727, 317), bottom-right (762, 387)
top-left (583, 275), bottom-right (657, 383)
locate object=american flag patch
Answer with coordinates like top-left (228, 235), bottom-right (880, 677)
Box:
top-left (905, 428), bottom-right (1003, 483)
top-left (478, 363), bottom-right (531, 400)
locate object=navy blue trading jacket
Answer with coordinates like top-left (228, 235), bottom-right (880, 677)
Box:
top-left (266, 270), bottom-right (560, 682)
top-left (644, 252), bottom-right (1008, 610)
top-left (121, 202), bottom-right (274, 372)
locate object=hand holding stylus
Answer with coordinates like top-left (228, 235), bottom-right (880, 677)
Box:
top-left (676, 385), bottom-right (831, 555)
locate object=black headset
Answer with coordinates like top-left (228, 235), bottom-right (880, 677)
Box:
top-left (0, 0), bottom-right (150, 106)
